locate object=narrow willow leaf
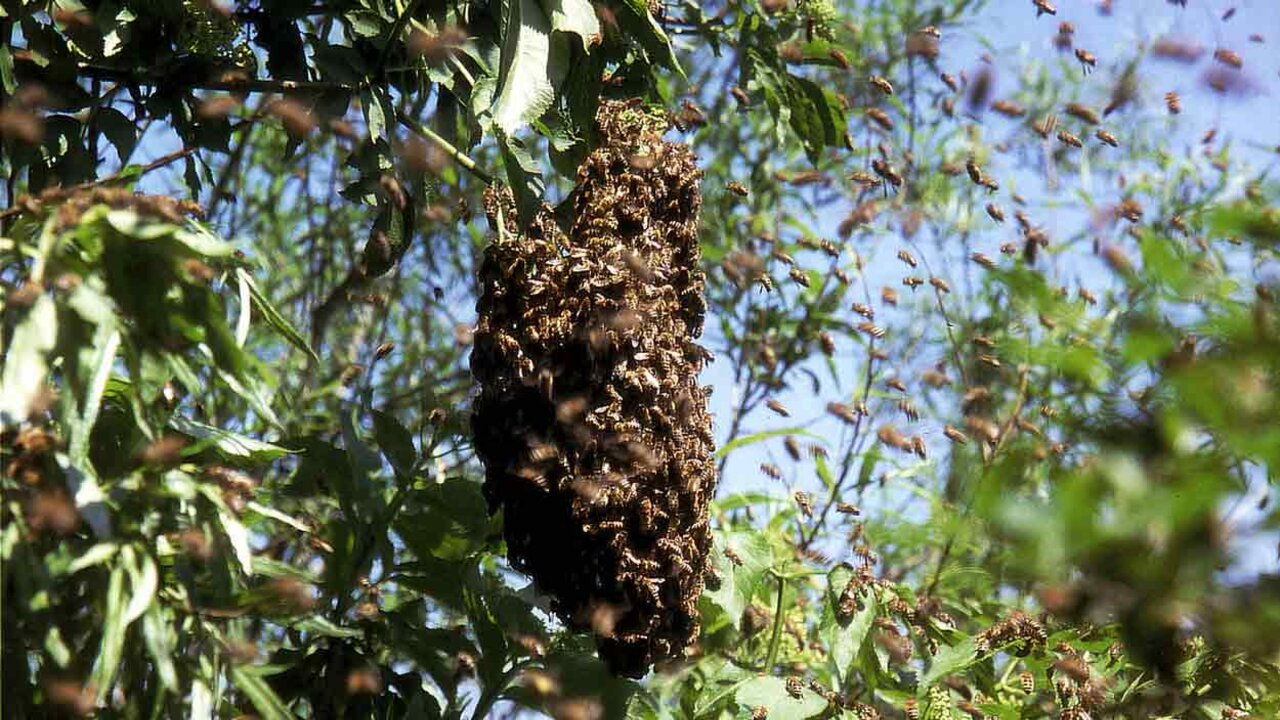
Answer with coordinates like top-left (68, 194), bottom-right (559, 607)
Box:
top-left (716, 428), bottom-right (824, 459)
top-left (235, 269), bottom-right (252, 347)
top-left (0, 293), bottom-right (57, 424)
top-left (291, 615), bottom-right (364, 639)
top-left (169, 414), bottom-right (295, 464)
top-left (143, 605), bottom-right (178, 692)
top-left (91, 562), bottom-right (129, 703)
top-left (235, 269), bottom-right (319, 362)
top-left (121, 546), bottom-right (158, 624)
top-left (230, 666), bottom-right (295, 720)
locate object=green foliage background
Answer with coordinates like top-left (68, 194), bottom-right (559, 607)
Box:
top-left (3, 0), bottom-right (1280, 718)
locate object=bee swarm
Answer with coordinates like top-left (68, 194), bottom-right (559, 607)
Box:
top-left (471, 100), bottom-right (717, 678)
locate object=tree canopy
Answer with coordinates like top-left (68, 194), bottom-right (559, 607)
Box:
top-left (3, 0), bottom-right (1280, 718)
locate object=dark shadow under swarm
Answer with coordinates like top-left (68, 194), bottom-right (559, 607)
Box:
top-left (471, 100), bottom-right (717, 677)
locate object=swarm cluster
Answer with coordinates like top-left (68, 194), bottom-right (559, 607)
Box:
top-left (471, 101), bottom-right (717, 677)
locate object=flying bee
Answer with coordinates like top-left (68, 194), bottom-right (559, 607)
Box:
top-left (1064, 102), bottom-right (1100, 125)
top-left (887, 378), bottom-right (908, 392)
top-left (1074, 48), bottom-right (1097, 73)
top-left (1213, 48), bottom-right (1243, 69)
top-left (943, 425), bottom-right (969, 445)
top-left (758, 274), bottom-right (775, 292)
top-left (986, 203), bottom-right (1005, 222)
top-left (724, 547), bottom-right (744, 566)
top-left (772, 248), bottom-right (795, 266)
top-left (767, 398), bottom-right (791, 417)
top-left (1096, 129), bottom-right (1119, 147)
top-left (1078, 287), bottom-right (1098, 305)
top-left (898, 399), bottom-right (920, 421)
top-left (881, 287), bottom-right (899, 305)
top-left (877, 425), bottom-right (913, 452)
top-left (858, 322), bottom-right (886, 338)
top-left (869, 348), bottom-right (889, 361)
top-left (1017, 418), bottom-right (1043, 437)
top-left (978, 354), bottom-right (1002, 368)
top-left (834, 268), bottom-right (852, 284)
top-left (819, 332), bottom-right (836, 356)
top-left (374, 342), bottom-right (395, 360)
top-left (940, 97), bottom-right (955, 117)
top-left (850, 170), bottom-right (880, 187)
top-left (1032, 114), bottom-right (1058, 138)
top-left (1000, 242), bottom-right (1018, 255)
top-left (940, 72), bottom-right (959, 92)
top-left (855, 400), bottom-right (869, 416)
top-left (911, 436), bottom-right (927, 459)
top-left (852, 303), bottom-right (875, 319)
top-left (340, 364), bottom-right (365, 387)
top-left (869, 75), bottom-right (894, 95)
top-left (965, 158), bottom-right (983, 184)
top-left (829, 48), bottom-right (852, 69)
top-left (820, 239), bottom-right (840, 258)
top-left (1169, 215), bottom-right (1188, 234)
top-left (1039, 312), bottom-right (1058, 329)
top-left (828, 402), bottom-right (859, 424)
top-left (794, 491), bottom-right (814, 517)
top-left (731, 86), bottom-right (750, 107)
top-left (1033, 0), bottom-right (1056, 16)
top-left (897, 249), bottom-right (918, 268)
top-left (784, 436), bottom-right (802, 461)
top-left (991, 100), bottom-right (1026, 118)
top-left (788, 268), bottom-right (810, 287)
top-left (1165, 91), bottom-right (1181, 114)
top-left (836, 502), bottom-right (861, 515)
top-left (871, 158), bottom-right (902, 188)
top-left (971, 335), bottom-right (995, 348)
top-left (1057, 130), bottom-right (1083, 148)
top-left (1202, 128), bottom-right (1217, 144)
top-left (809, 443), bottom-right (829, 460)
top-left (866, 107), bottom-right (895, 131)
top-left (726, 181), bottom-right (749, 197)
top-left (903, 276), bottom-right (923, 289)
top-left (971, 252), bottom-right (997, 269)
top-left (929, 277), bottom-right (952, 293)
top-left (761, 463), bottom-right (784, 481)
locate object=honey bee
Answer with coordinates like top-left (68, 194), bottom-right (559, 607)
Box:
top-left (877, 425), bottom-right (913, 452)
top-left (1202, 128), bottom-right (1217, 144)
top-left (910, 436), bottom-right (927, 459)
top-left (820, 240), bottom-right (840, 258)
top-left (1038, 312), bottom-right (1057, 330)
top-left (978, 354), bottom-right (1002, 368)
top-left (849, 170), bottom-right (880, 187)
top-left (1078, 287), bottom-right (1098, 305)
top-left (1019, 671), bottom-right (1035, 694)
top-left (1213, 48), bottom-right (1243, 69)
top-left (855, 400), bottom-right (870, 416)
top-left (750, 707), bottom-right (768, 720)
top-left (834, 268), bottom-right (851, 284)
top-left (758, 274), bottom-right (775, 292)
top-left (784, 436), bottom-right (802, 461)
top-left (943, 425), bottom-right (969, 445)
top-left (374, 342), bottom-right (395, 360)
top-left (726, 181), bottom-right (749, 197)
top-left (1095, 129), bottom-right (1119, 147)
top-left (897, 249), bottom-right (918, 268)
top-left (809, 443), bottom-right (830, 460)
top-left (767, 398), bottom-right (791, 417)
top-left (999, 242), bottom-right (1018, 255)
top-left (828, 402), bottom-right (859, 424)
top-left (731, 86), bottom-right (750, 107)
top-left (1074, 48), bottom-right (1096, 73)
top-left (1064, 102), bottom-right (1100, 125)
top-left (902, 276), bottom-right (924, 289)
top-left (871, 158), bottom-right (902, 188)
top-left (1165, 91), bottom-right (1181, 114)
top-left (869, 75), bottom-right (894, 95)
top-left (1057, 130), bottom-right (1083, 148)
top-left (1017, 418), bottom-right (1043, 437)
top-left (866, 107), bottom-right (895, 131)
top-left (819, 332), bottom-right (836, 356)
top-left (971, 252), bottom-right (997, 269)
top-left (898, 399), bottom-right (920, 421)
top-left (991, 100), bottom-right (1026, 118)
top-left (965, 158), bottom-right (983, 184)
top-left (829, 48), bottom-right (852, 69)
top-left (986, 203), bottom-right (1005, 222)
top-left (786, 677), bottom-right (805, 699)
top-left (724, 547), bottom-right (744, 566)
top-left (794, 491), bottom-right (814, 517)
top-left (836, 502), bottom-right (861, 515)
top-left (1032, 114), bottom-right (1058, 138)
top-left (1169, 214), bottom-right (1187, 234)
top-left (929, 277), bottom-right (952, 293)
top-left (857, 322), bottom-right (886, 338)
top-left (761, 463), bottom-right (784, 481)
top-left (887, 378), bottom-right (908, 392)
top-left (852, 303), bottom-right (875, 319)
top-left (1032, 0), bottom-right (1056, 16)
top-left (340, 364), bottom-right (365, 387)
top-left (881, 287), bottom-right (899, 306)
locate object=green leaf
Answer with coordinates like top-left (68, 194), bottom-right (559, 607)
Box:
top-left (372, 409), bottom-right (416, 477)
top-left (543, 0), bottom-right (601, 49)
top-left (90, 561), bottom-right (129, 703)
top-left (734, 676), bottom-right (827, 720)
top-left (920, 636), bottom-right (979, 690)
top-left (716, 427), bottom-right (824, 459)
top-left (492, 0), bottom-right (567, 134)
top-left (230, 665), bottom-right (295, 720)
top-left (143, 605), bottom-right (178, 692)
top-left (291, 615), bottom-right (364, 639)
top-left (704, 529), bottom-right (774, 623)
top-left (0, 293), bottom-right (57, 425)
top-left (784, 74), bottom-right (845, 163)
top-left (169, 414), bottom-right (295, 464)
top-left (236, 268), bottom-right (319, 362)
top-left (616, 0), bottom-right (684, 78)
top-left (97, 107), bottom-right (137, 161)
top-left (497, 130), bottom-right (546, 227)
top-left (0, 43), bottom-right (15, 95)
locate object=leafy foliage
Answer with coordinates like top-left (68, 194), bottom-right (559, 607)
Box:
top-left (4, 0), bottom-right (1280, 718)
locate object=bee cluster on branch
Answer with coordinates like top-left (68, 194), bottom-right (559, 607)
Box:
top-left (471, 100), bottom-right (717, 677)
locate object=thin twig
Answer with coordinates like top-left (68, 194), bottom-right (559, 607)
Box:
top-left (397, 111), bottom-right (495, 184)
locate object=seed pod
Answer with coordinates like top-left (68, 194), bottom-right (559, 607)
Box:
top-left (473, 102), bottom-right (715, 677)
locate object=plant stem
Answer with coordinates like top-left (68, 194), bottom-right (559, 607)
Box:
top-left (397, 111), bottom-right (495, 185)
top-left (765, 573), bottom-right (786, 670)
